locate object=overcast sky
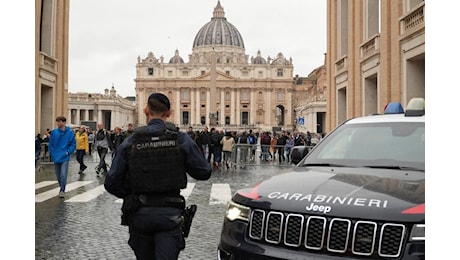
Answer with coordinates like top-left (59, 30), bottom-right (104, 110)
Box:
top-left (68, 0), bottom-right (327, 97)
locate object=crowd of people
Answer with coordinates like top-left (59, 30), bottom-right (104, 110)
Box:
top-left (35, 119), bottom-right (322, 196)
top-left (184, 126), bottom-right (323, 169)
top-left (36, 122), bottom-right (323, 173)
top-left (35, 123), bottom-right (135, 172)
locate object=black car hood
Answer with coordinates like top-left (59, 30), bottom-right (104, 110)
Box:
top-left (233, 167), bottom-right (425, 222)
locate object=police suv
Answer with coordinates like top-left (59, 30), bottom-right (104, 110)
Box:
top-left (218, 98), bottom-right (425, 260)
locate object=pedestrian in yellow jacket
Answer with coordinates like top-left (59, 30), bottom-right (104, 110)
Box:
top-left (75, 126), bottom-right (89, 174)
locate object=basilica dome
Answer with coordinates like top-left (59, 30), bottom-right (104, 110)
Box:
top-left (192, 1), bottom-right (245, 49)
top-left (252, 50), bottom-right (267, 64)
top-left (169, 49), bottom-right (185, 64)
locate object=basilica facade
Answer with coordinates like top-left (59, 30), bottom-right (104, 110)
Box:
top-left (134, 1), bottom-right (297, 132)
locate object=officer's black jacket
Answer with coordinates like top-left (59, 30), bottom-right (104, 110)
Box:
top-left (104, 119), bottom-right (212, 198)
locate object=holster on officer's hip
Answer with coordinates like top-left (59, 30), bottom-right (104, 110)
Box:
top-left (120, 194), bottom-right (142, 226)
top-left (182, 204), bottom-right (197, 238)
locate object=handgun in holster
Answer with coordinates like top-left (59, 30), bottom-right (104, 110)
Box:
top-left (182, 204), bottom-right (197, 238)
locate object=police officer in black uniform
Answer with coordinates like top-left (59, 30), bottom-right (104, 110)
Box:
top-left (104, 93), bottom-right (212, 260)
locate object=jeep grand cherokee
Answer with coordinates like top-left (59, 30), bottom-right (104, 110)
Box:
top-left (218, 98), bottom-right (425, 260)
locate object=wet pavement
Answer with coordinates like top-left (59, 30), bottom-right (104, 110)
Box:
top-left (35, 152), bottom-right (295, 259)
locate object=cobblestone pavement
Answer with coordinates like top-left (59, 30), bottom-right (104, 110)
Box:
top-left (36, 153), bottom-right (294, 259)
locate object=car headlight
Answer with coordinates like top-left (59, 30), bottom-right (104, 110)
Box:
top-left (409, 224), bottom-right (425, 241)
top-left (225, 201), bottom-right (250, 222)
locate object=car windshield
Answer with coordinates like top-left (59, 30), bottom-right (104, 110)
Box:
top-left (302, 121), bottom-right (425, 171)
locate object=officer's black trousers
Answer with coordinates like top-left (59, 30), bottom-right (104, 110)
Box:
top-left (128, 206), bottom-right (185, 260)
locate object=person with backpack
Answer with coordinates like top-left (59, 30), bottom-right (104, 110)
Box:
top-left (210, 129), bottom-right (223, 169)
top-left (94, 123), bottom-right (113, 176)
top-left (248, 129), bottom-right (257, 161)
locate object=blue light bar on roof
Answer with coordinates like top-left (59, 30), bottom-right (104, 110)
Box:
top-left (384, 102), bottom-right (404, 114)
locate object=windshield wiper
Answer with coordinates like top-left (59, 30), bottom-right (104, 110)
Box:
top-left (362, 165), bottom-right (424, 171)
top-left (303, 163), bottom-right (347, 167)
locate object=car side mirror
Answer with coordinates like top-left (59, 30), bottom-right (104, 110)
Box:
top-left (290, 146), bottom-right (309, 165)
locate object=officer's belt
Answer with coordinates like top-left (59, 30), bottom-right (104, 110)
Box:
top-left (138, 194), bottom-right (185, 209)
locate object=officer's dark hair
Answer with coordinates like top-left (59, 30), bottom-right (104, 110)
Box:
top-left (147, 93), bottom-right (170, 115)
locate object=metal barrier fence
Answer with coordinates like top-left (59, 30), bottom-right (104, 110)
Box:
top-left (228, 143), bottom-right (313, 169)
top-left (37, 142), bottom-right (312, 170)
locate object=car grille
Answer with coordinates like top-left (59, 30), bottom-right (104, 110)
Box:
top-left (249, 209), bottom-right (406, 258)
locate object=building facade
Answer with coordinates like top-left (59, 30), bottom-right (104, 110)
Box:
top-left (326, 0), bottom-right (425, 132)
top-left (134, 1), bottom-right (297, 132)
top-left (35, 0), bottom-right (70, 134)
top-left (293, 55), bottom-right (327, 134)
top-left (67, 86), bottom-right (136, 131)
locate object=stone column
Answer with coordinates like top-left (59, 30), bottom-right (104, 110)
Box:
top-left (230, 90), bottom-right (235, 125)
top-left (98, 110), bottom-right (103, 124)
top-left (176, 91), bottom-right (181, 125)
top-left (235, 89), bottom-right (240, 125)
top-left (265, 89), bottom-right (272, 127)
top-left (189, 89), bottom-right (194, 126)
top-left (68, 110), bottom-right (72, 124)
top-left (195, 89), bottom-right (200, 125)
top-left (111, 106), bottom-right (117, 130)
top-left (76, 109), bottom-right (80, 125)
top-left (220, 89), bottom-right (225, 126)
